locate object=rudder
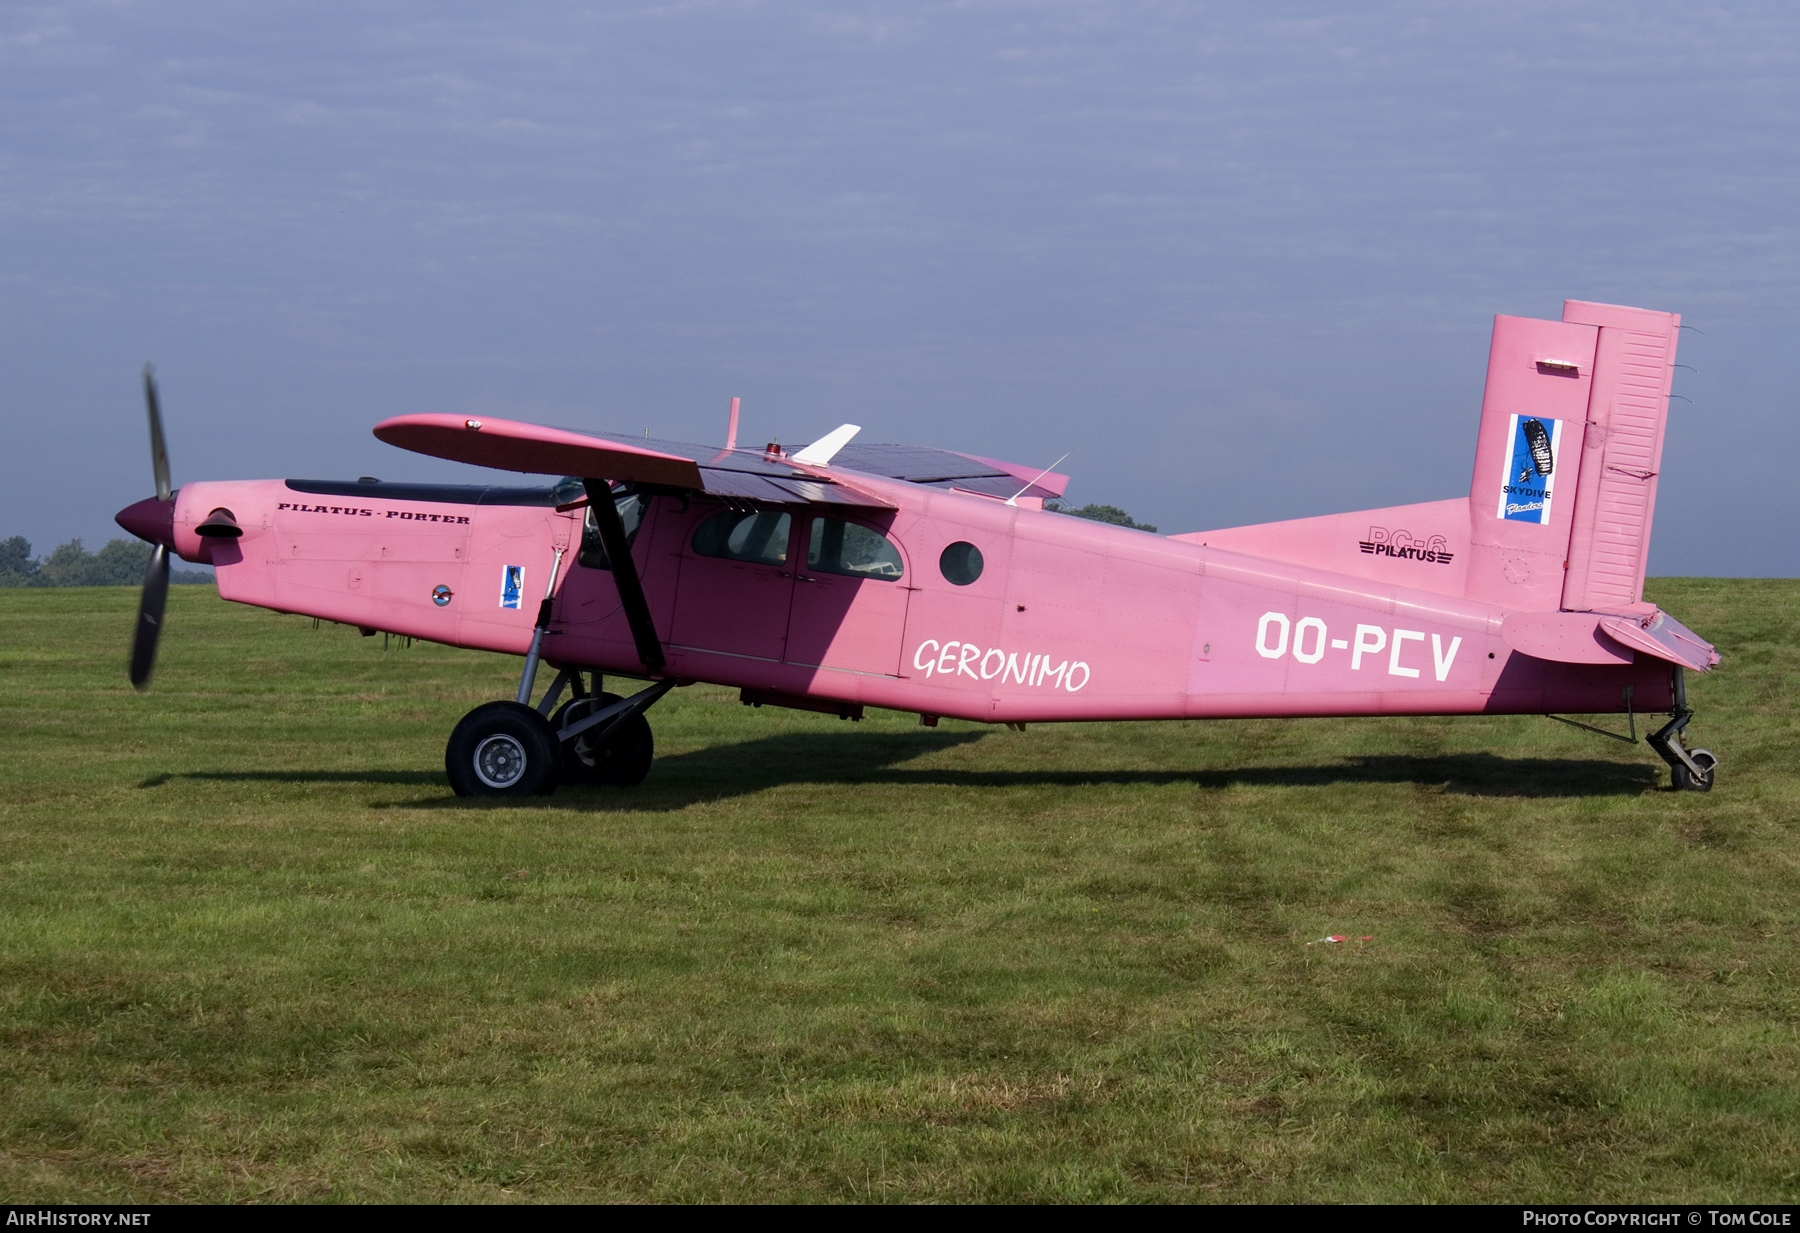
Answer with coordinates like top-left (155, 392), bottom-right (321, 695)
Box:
top-left (1557, 299), bottom-right (1682, 613)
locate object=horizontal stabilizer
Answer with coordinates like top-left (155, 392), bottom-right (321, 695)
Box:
top-left (1598, 610), bottom-right (1720, 673)
top-left (1501, 611), bottom-right (1634, 665)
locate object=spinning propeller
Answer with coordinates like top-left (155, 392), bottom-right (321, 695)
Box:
top-left (116, 367), bottom-right (246, 689)
top-left (117, 364), bottom-right (175, 690)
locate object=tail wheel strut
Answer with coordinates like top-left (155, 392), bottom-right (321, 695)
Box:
top-left (1646, 667), bottom-right (1718, 793)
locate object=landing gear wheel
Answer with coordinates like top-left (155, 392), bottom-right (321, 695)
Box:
top-left (551, 693), bottom-right (655, 786)
top-left (445, 701), bottom-right (563, 797)
top-left (1672, 749), bottom-right (1717, 793)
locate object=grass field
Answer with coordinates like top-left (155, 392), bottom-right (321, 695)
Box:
top-left (2, 578), bottom-right (1797, 1203)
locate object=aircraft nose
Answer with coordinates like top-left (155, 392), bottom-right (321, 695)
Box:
top-left (116, 495), bottom-right (176, 548)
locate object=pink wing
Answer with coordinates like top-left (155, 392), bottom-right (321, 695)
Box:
top-left (374, 414), bottom-right (705, 489)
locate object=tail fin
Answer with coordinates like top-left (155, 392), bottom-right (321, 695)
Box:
top-left (1174, 299), bottom-right (1683, 620)
top-left (1556, 300), bottom-right (1681, 612)
top-left (1463, 299), bottom-right (1680, 613)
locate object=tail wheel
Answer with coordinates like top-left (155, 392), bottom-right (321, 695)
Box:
top-left (445, 701), bottom-right (563, 797)
top-left (1672, 750), bottom-right (1717, 793)
top-left (551, 694), bottom-right (655, 787)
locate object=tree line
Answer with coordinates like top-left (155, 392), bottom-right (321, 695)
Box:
top-left (1044, 502), bottom-right (1158, 532)
top-left (1, 537), bottom-right (214, 587)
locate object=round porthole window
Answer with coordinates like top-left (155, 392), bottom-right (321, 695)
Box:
top-left (939, 541), bottom-right (984, 586)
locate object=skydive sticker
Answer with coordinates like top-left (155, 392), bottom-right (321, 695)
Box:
top-left (1496, 414), bottom-right (1562, 524)
top-left (500, 565), bottom-right (524, 609)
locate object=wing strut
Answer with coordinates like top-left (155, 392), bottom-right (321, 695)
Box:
top-left (584, 480), bottom-right (666, 674)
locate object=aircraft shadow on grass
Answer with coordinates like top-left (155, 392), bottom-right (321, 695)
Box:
top-left (143, 728), bottom-right (1662, 809)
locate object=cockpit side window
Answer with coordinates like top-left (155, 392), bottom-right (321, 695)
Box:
top-left (806, 517), bottom-right (904, 581)
top-left (576, 486), bottom-right (645, 571)
top-left (691, 509), bottom-right (792, 566)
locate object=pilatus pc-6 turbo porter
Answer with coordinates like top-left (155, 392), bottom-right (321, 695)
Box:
top-left (116, 298), bottom-right (1721, 796)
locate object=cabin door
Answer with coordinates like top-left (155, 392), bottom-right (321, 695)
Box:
top-left (784, 515), bottom-right (911, 677)
top-left (669, 507), bottom-right (799, 662)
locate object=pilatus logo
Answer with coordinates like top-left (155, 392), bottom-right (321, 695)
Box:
top-left (1358, 526), bottom-right (1455, 565)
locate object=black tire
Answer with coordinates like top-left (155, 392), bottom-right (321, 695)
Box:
top-left (1672, 750), bottom-right (1717, 793)
top-left (445, 701), bottom-right (563, 798)
top-left (551, 693), bottom-right (654, 786)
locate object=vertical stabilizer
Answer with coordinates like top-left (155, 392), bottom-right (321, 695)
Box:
top-left (1558, 300), bottom-right (1681, 613)
top-left (1463, 314), bottom-right (1599, 610)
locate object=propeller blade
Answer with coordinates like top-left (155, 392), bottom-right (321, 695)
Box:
top-left (129, 543), bottom-right (170, 691)
top-left (144, 362), bottom-right (171, 503)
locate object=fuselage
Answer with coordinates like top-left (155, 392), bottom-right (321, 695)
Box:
top-left (163, 469), bottom-right (1675, 724)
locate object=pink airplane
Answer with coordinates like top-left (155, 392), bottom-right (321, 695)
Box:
top-left (116, 298), bottom-right (1721, 796)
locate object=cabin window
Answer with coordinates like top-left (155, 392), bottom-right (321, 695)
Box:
top-left (939, 541), bottom-right (984, 586)
top-left (577, 490), bottom-right (644, 570)
top-left (806, 518), bottom-right (903, 581)
top-left (692, 509), bottom-right (792, 566)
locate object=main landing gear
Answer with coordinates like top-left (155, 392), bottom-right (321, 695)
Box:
top-left (446, 701), bottom-right (563, 797)
top-left (551, 689), bottom-right (656, 786)
top-left (444, 474), bottom-right (676, 798)
top-left (445, 667), bottom-right (674, 798)
top-left (1646, 667), bottom-right (1718, 793)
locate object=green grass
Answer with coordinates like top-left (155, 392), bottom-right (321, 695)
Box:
top-left (1, 579), bottom-right (1797, 1202)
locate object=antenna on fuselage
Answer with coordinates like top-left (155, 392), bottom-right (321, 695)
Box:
top-left (725, 396), bottom-right (741, 451)
top-left (1004, 452), bottom-right (1070, 507)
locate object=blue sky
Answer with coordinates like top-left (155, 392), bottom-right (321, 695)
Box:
top-left (4, 1), bottom-right (1796, 574)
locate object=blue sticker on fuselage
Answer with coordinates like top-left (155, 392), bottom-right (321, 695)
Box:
top-left (500, 565), bottom-right (524, 609)
top-left (1497, 414), bottom-right (1561, 524)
